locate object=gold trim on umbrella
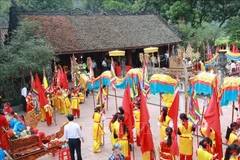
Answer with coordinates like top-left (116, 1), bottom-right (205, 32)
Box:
top-left (109, 50), bottom-right (125, 56)
top-left (144, 47), bottom-right (158, 53)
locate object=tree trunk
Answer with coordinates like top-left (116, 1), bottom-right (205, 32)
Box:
top-left (11, 76), bottom-right (15, 97)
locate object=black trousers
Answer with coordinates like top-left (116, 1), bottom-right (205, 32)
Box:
top-left (68, 138), bottom-right (82, 160)
top-left (21, 95), bottom-right (26, 112)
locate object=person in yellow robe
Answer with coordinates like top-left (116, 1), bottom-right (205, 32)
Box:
top-left (178, 113), bottom-right (196, 160)
top-left (225, 122), bottom-right (239, 145)
top-left (162, 93), bottom-right (174, 108)
top-left (114, 115), bottom-right (130, 160)
top-left (37, 97), bottom-right (46, 122)
top-left (224, 144), bottom-right (239, 160)
top-left (57, 89), bottom-right (64, 114)
top-left (133, 101), bottom-right (141, 146)
top-left (71, 90), bottom-right (80, 118)
top-left (196, 138), bottom-right (217, 160)
top-left (78, 90), bottom-right (85, 103)
top-left (62, 89), bottom-right (71, 116)
top-left (200, 122), bottom-right (216, 154)
top-left (51, 90), bottom-right (58, 111)
top-left (109, 113), bottom-right (119, 147)
top-left (158, 107), bottom-right (172, 140)
top-left (92, 107), bottom-right (105, 153)
top-left (200, 60), bottom-right (205, 71)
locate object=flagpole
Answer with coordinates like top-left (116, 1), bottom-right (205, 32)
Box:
top-left (132, 143), bottom-right (135, 160)
top-left (198, 99), bottom-right (206, 146)
top-left (196, 125), bottom-right (199, 147)
top-left (114, 90), bottom-right (118, 112)
top-left (92, 90), bottom-right (95, 109)
top-left (159, 93), bottom-right (162, 115)
top-left (100, 77), bottom-right (105, 145)
top-left (203, 42), bottom-right (206, 62)
top-left (106, 86), bottom-right (109, 111)
top-left (232, 101), bottom-right (235, 122)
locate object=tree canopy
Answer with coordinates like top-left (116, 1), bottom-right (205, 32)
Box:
top-left (0, 20), bottom-right (55, 103)
top-left (224, 16), bottom-right (240, 46)
top-left (15, 0), bottom-right (74, 10)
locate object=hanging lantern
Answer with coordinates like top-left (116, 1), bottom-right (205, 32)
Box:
top-left (109, 50), bottom-right (125, 56)
top-left (144, 47), bottom-right (158, 54)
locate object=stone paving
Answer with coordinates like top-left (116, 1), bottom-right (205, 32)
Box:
top-left (30, 88), bottom-right (234, 160)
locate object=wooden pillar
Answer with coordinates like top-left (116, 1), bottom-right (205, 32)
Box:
top-left (168, 44), bottom-right (170, 56)
top-left (127, 51), bottom-right (132, 66)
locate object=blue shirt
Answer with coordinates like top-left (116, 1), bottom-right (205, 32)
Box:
top-left (108, 153), bottom-right (125, 160)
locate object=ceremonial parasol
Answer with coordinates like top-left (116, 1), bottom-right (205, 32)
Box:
top-left (220, 77), bottom-right (240, 122)
top-left (144, 47), bottom-right (158, 54)
top-left (109, 50), bottom-right (125, 56)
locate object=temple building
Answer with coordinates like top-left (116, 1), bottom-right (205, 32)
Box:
top-left (8, 6), bottom-right (182, 76)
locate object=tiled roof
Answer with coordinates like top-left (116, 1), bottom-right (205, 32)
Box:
top-left (20, 14), bottom-right (182, 54)
top-left (21, 15), bottom-right (81, 53)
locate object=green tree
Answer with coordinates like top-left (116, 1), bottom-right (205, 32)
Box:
top-left (212, 0), bottom-right (240, 27)
top-left (177, 21), bottom-right (222, 51)
top-left (82, 0), bottom-right (135, 11)
top-left (81, 0), bottom-right (105, 12)
top-left (0, 0), bottom-right (11, 25)
top-left (15, 0), bottom-right (74, 10)
top-left (1, 20), bottom-right (54, 102)
top-left (166, 1), bottom-right (192, 24)
top-left (224, 16), bottom-right (240, 46)
top-left (103, 0), bottom-right (133, 11)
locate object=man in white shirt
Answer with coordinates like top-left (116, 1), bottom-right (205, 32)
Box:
top-left (64, 114), bottom-right (84, 160)
top-left (21, 86), bottom-right (27, 112)
top-left (102, 58), bottom-right (108, 72)
top-left (230, 60), bottom-right (237, 74)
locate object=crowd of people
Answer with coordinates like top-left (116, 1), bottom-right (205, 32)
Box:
top-left (1, 56), bottom-right (240, 160)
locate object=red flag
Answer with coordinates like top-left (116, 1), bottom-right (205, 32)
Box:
top-left (234, 45), bottom-right (239, 53)
top-left (62, 69), bottom-right (69, 89)
top-left (216, 45), bottom-right (220, 53)
top-left (232, 44), bottom-right (236, 53)
top-left (35, 73), bottom-right (48, 108)
top-left (168, 90), bottom-right (179, 156)
top-left (56, 67), bottom-right (63, 88)
top-left (122, 85), bottom-right (134, 143)
top-left (204, 89), bottom-right (223, 159)
top-left (30, 71), bottom-right (37, 93)
top-left (139, 92), bottom-right (154, 153)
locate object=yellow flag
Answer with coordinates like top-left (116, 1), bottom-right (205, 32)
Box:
top-left (43, 69), bottom-right (48, 89)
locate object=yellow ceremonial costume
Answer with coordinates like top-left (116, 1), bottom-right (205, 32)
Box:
top-left (200, 62), bottom-right (205, 71)
top-left (51, 92), bottom-right (58, 110)
top-left (57, 92), bottom-right (64, 114)
top-left (197, 148), bottom-right (213, 160)
top-left (178, 122), bottom-right (194, 156)
top-left (78, 91), bottom-right (85, 103)
top-left (92, 112), bottom-right (104, 153)
top-left (115, 122), bottom-right (130, 159)
top-left (158, 115), bottom-right (171, 139)
top-left (200, 127), bottom-right (216, 153)
top-left (40, 106), bottom-right (46, 121)
top-left (228, 133), bottom-right (238, 145)
top-left (142, 151), bottom-right (154, 160)
top-left (162, 93), bottom-right (174, 108)
top-left (110, 120), bottom-right (118, 147)
top-left (229, 156), bottom-right (238, 160)
top-left (63, 91), bottom-right (71, 116)
top-left (134, 109), bottom-right (140, 146)
top-left (71, 92), bottom-right (80, 118)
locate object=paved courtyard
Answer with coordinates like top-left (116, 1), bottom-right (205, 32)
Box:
top-left (31, 88), bottom-right (233, 160)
